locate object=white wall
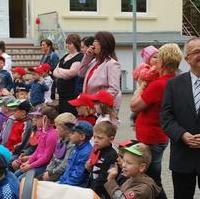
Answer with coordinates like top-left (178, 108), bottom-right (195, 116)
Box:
top-left (116, 46), bottom-right (189, 92)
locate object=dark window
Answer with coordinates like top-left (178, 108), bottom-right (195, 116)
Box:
top-left (121, 0), bottom-right (147, 13)
top-left (70, 0), bottom-right (97, 12)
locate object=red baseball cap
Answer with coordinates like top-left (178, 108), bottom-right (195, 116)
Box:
top-left (88, 90), bottom-right (114, 107)
top-left (11, 67), bottom-right (26, 76)
top-left (40, 63), bottom-right (51, 73)
top-left (68, 93), bottom-right (94, 109)
top-left (28, 66), bottom-right (44, 75)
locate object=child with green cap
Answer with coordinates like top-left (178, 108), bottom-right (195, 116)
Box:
top-left (104, 143), bottom-right (161, 199)
top-left (0, 145), bottom-right (19, 199)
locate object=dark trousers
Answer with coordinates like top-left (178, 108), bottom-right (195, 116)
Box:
top-left (146, 142), bottom-right (168, 199)
top-left (58, 95), bottom-right (77, 116)
top-left (172, 171), bottom-right (200, 199)
top-left (51, 79), bottom-right (56, 100)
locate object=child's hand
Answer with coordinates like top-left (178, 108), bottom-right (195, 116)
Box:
top-left (12, 160), bottom-right (21, 171)
top-left (39, 77), bottom-right (44, 83)
top-left (85, 160), bottom-right (93, 171)
top-left (2, 88), bottom-right (10, 96)
top-left (20, 163), bottom-right (31, 172)
top-left (140, 81), bottom-right (147, 89)
top-left (107, 163), bottom-right (119, 182)
top-left (20, 155), bottom-right (29, 162)
top-left (42, 171), bottom-right (50, 181)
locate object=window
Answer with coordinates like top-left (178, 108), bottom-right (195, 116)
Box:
top-left (121, 0), bottom-right (147, 13)
top-left (70, 0), bottom-right (97, 12)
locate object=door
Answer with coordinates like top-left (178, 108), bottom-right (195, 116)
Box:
top-left (0, 0), bottom-right (9, 38)
top-left (9, 0), bottom-right (26, 38)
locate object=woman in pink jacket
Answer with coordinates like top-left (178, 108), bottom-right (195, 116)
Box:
top-left (79, 31), bottom-right (122, 112)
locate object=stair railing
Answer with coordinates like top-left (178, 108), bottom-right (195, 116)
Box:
top-left (183, 0), bottom-right (200, 36)
top-left (38, 11), bottom-right (66, 57)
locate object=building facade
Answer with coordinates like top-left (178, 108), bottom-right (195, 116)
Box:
top-left (0, 0), bottom-right (186, 91)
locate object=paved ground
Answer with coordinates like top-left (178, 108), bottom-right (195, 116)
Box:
top-left (116, 94), bottom-right (200, 199)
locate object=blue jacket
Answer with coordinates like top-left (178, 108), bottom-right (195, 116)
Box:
top-left (30, 80), bottom-right (48, 106)
top-left (0, 170), bottom-right (19, 199)
top-left (59, 141), bottom-right (92, 186)
top-left (40, 51), bottom-right (59, 71)
top-left (0, 70), bottom-right (13, 91)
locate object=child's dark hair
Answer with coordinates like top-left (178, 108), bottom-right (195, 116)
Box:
top-left (64, 122), bottom-right (75, 132)
top-left (81, 36), bottom-right (94, 47)
top-left (0, 41), bottom-right (6, 52)
top-left (99, 103), bottom-right (118, 121)
top-left (94, 121), bottom-right (116, 137)
top-left (42, 106), bottom-right (59, 124)
top-left (0, 56), bottom-right (5, 63)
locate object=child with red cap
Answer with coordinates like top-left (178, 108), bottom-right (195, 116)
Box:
top-left (28, 66), bottom-right (49, 106)
top-left (88, 90), bottom-right (119, 128)
top-left (68, 93), bottom-right (97, 126)
top-left (40, 63), bottom-right (53, 104)
top-left (11, 66), bottom-right (29, 99)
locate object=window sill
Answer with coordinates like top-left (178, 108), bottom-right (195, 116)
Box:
top-left (114, 15), bottom-right (157, 20)
top-left (62, 15), bottom-right (108, 20)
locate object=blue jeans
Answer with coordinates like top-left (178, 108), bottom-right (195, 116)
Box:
top-left (146, 141), bottom-right (168, 199)
top-left (15, 166), bottom-right (46, 181)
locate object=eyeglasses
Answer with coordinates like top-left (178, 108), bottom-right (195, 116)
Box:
top-left (186, 50), bottom-right (200, 57)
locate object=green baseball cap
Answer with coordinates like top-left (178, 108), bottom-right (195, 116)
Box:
top-left (6, 99), bottom-right (22, 108)
top-left (0, 96), bottom-right (16, 106)
top-left (123, 143), bottom-right (143, 156)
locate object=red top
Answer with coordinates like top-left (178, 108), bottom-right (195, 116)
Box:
top-left (6, 120), bottom-right (25, 151)
top-left (85, 64), bottom-right (99, 93)
top-left (135, 73), bottom-right (175, 145)
top-left (78, 115), bottom-right (97, 126)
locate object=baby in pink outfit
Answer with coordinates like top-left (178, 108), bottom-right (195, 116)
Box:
top-left (133, 45), bottom-right (159, 90)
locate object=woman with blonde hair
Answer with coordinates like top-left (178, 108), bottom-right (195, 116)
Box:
top-left (130, 43), bottom-right (183, 199)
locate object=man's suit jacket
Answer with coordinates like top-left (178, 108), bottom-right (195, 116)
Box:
top-left (160, 72), bottom-right (200, 173)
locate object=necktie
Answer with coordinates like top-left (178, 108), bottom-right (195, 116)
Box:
top-left (194, 79), bottom-right (200, 112)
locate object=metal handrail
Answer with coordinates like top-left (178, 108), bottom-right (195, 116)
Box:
top-left (183, 0), bottom-right (200, 36)
top-left (189, 0), bottom-right (200, 15)
top-left (183, 14), bottom-right (200, 36)
top-left (38, 11), bottom-right (66, 57)
top-left (182, 24), bottom-right (192, 36)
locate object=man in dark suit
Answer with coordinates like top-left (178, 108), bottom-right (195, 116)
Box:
top-left (161, 37), bottom-right (200, 199)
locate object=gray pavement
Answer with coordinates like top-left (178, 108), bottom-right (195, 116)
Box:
top-left (117, 94), bottom-right (200, 199)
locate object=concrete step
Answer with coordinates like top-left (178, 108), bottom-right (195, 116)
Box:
top-left (5, 43), bottom-right (42, 67)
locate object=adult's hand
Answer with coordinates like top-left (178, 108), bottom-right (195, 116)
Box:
top-left (86, 45), bottom-right (95, 56)
top-left (181, 132), bottom-right (199, 147)
top-left (190, 134), bottom-right (200, 148)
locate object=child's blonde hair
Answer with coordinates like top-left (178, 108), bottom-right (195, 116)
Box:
top-left (158, 43), bottom-right (182, 71)
top-left (93, 121), bottom-right (116, 137)
top-left (54, 112), bottom-right (76, 127)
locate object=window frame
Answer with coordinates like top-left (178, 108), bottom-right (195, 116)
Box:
top-left (68, 0), bottom-right (99, 15)
top-left (121, 0), bottom-right (148, 16)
